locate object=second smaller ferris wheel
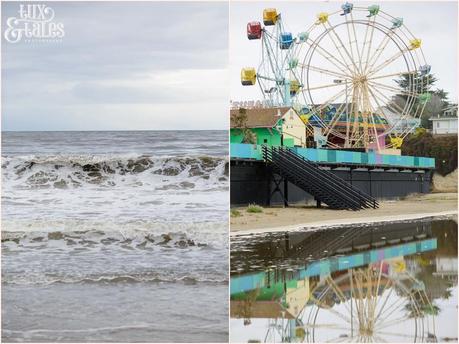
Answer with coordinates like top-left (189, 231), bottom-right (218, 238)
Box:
top-left (242, 8), bottom-right (300, 107)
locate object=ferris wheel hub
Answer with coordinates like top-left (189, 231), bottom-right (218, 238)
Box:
top-left (353, 75), bottom-right (368, 84)
top-left (359, 328), bottom-right (374, 337)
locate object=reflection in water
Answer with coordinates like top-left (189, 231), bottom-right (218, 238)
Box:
top-left (230, 220), bottom-right (458, 343)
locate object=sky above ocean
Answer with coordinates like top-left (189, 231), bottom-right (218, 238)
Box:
top-left (2, 2), bottom-right (229, 131)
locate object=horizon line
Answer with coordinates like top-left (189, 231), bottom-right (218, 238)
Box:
top-left (1, 129), bottom-right (228, 132)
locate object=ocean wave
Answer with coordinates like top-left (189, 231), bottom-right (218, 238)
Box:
top-left (1, 220), bottom-right (227, 250)
top-left (1, 272), bottom-right (228, 286)
top-left (2, 154), bottom-right (228, 189)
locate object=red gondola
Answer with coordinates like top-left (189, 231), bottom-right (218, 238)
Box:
top-left (247, 21), bottom-right (262, 40)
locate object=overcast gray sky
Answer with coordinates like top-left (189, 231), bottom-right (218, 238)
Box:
top-left (230, 1), bottom-right (458, 104)
top-left (2, 1), bottom-right (228, 131)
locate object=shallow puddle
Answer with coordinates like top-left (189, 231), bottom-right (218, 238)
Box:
top-left (230, 219), bottom-right (458, 343)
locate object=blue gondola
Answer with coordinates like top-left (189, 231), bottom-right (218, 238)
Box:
top-left (340, 2), bottom-right (353, 15)
top-left (419, 64), bottom-right (431, 75)
top-left (279, 32), bottom-right (293, 49)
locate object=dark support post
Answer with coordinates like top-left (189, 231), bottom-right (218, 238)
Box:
top-left (316, 198), bottom-right (321, 208)
top-left (267, 167), bottom-right (272, 206)
top-left (369, 169), bottom-right (372, 197)
top-left (283, 177), bottom-right (289, 208)
top-left (269, 173), bottom-right (287, 207)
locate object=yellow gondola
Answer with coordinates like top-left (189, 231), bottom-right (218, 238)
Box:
top-left (409, 38), bottom-right (421, 50)
top-left (300, 114), bottom-right (310, 124)
top-left (263, 8), bottom-right (278, 26)
top-left (240, 68), bottom-right (256, 86)
top-left (289, 80), bottom-right (300, 95)
top-left (317, 12), bottom-right (329, 24)
top-left (390, 136), bottom-right (403, 148)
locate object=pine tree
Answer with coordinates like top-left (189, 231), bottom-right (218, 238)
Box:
top-left (391, 72), bottom-right (440, 128)
top-left (393, 72), bottom-right (437, 102)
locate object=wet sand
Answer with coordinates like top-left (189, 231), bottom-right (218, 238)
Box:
top-left (231, 192), bottom-right (458, 235)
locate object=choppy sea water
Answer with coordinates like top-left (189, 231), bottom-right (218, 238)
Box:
top-left (2, 130), bottom-right (229, 342)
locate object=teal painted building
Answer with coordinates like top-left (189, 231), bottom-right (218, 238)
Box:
top-left (230, 107), bottom-right (295, 147)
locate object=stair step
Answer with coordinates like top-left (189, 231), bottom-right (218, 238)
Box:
top-left (263, 145), bottom-right (378, 210)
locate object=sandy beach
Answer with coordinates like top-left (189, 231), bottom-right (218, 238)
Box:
top-left (230, 192), bottom-right (458, 235)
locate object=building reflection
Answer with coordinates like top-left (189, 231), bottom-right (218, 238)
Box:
top-left (230, 220), bottom-right (458, 343)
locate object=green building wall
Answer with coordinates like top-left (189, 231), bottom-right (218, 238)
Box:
top-left (230, 128), bottom-right (283, 146)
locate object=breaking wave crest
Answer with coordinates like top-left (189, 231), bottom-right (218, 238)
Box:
top-left (2, 221), bottom-right (228, 286)
top-left (2, 272), bottom-right (228, 286)
top-left (2, 154), bottom-right (228, 189)
top-left (1, 220), bottom-right (227, 250)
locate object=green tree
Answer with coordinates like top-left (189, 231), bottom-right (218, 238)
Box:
top-left (434, 88), bottom-right (449, 102)
top-left (391, 73), bottom-right (455, 128)
top-left (231, 108), bottom-right (257, 144)
top-left (394, 72), bottom-right (437, 96)
top-left (402, 131), bottom-right (458, 175)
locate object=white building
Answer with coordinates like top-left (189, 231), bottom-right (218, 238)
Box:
top-left (282, 108), bottom-right (308, 147)
top-left (429, 104), bottom-right (458, 135)
top-left (432, 257), bottom-right (458, 282)
top-left (429, 115), bottom-right (458, 135)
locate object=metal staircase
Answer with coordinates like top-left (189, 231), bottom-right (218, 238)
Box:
top-left (262, 145), bottom-right (378, 210)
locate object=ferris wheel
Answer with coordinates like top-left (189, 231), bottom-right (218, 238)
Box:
top-left (241, 8), bottom-right (300, 107)
top-left (241, 3), bottom-right (431, 150)
top-left (299, 262), bottom-right (437, 343)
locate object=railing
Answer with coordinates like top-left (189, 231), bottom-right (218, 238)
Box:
top-left (262, 145), bottom-right (378, 210)
top-left (231, 143), bottom-right (436, 169)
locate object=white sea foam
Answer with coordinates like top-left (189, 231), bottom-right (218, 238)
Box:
top-left (1, 219), bottom-right (227, 248)
top-left (2, 154), bottom-right (229, 223)
top-left (2, 154), bottom-right (228, 189)
top-left (2, 131), bottom-right (229, 342)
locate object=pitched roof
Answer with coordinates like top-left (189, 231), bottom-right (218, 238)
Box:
top-left (230, 107), bottom-right (290, 129)
top-left (429, 117), bottom-right (458, 121)
top-left (230, 300), bottom-right (295, 319)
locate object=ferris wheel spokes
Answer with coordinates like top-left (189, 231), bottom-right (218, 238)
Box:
top-left (344, 17), bottom-right (361, 76)
top-left (306, 37), bottom-right (355, 75)
top-left (366, 70), bottom-right (417, 81)
top-left (365, 84), bottom-right (398, 139)
top-left (311, 88), bottom-right (348, 115)
top-left (306, 82), bottom-right (348, 91)
top-left (367, 83), bottom-right (423, 140)
top-left (350, 13), bottom-right (364, 72)
top-left (323, 102), bottom-right (349, 136)
top-left (300, 63), bottom-right (352, 79)
top-left (322, 21), bottom-right (360, 76)
top-left (361, 17), bottom-right (378, 75)
top-left (261, 35), bottom-right (284, 82)
top-left (259, 29), bottom-right (289, 104)
top-left (363, 29), bottom-right (396, 76)
top-left (367, 81), bottom-right (419, 99)
top-left (368, 48), bottom-right (411, 77)
top-left (367, 99), bottom-right (383, 150)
